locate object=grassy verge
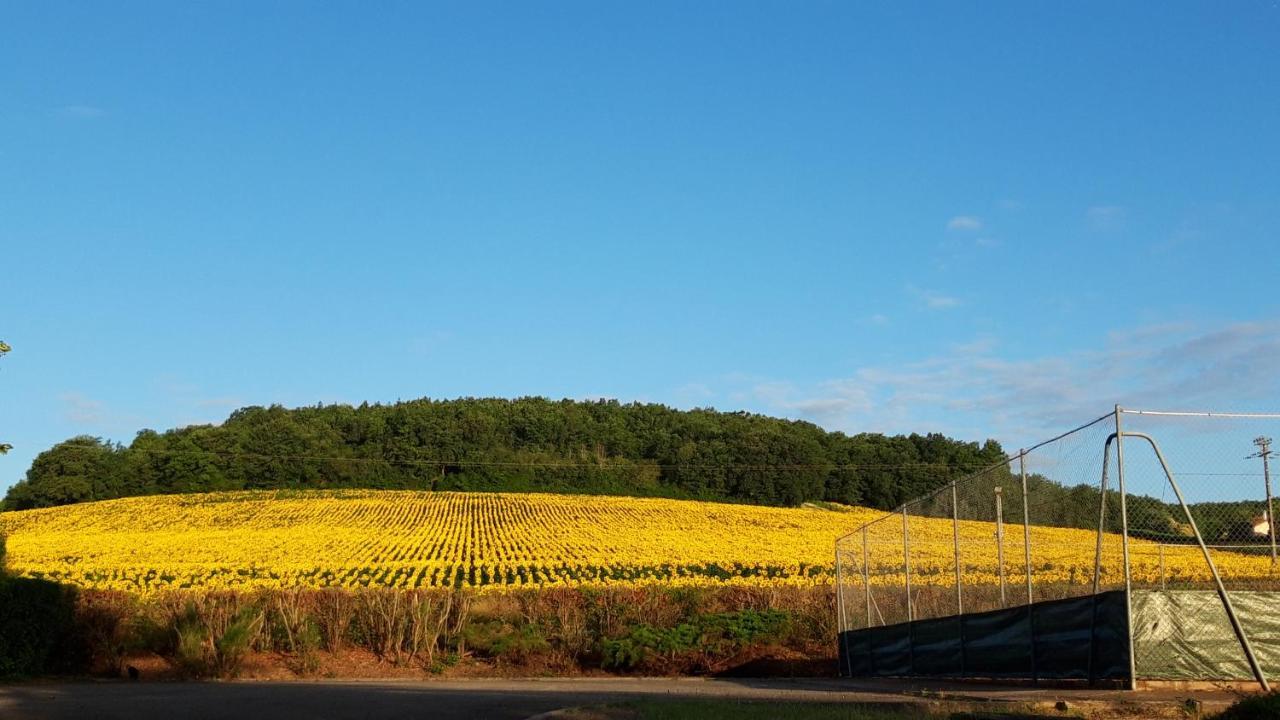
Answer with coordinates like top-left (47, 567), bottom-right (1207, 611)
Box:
top-left (589, 700), bottom-right (933, 720)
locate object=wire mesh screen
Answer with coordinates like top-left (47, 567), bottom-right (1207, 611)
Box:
top-left (835, 412), bottom-right (1121, 633)
top-left (836, 408), bottom-right (1280, 687)
top-left (1116, 410), bottom-right (1280, 682)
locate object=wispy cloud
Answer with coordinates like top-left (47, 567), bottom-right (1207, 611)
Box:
top-left (153, 376), bottom-right (245, 428)
top-left (947, 215), bottom-right (983, 231)
top-left (58, 392), bottom-right (149, 431)
top-left (670, 382), bottom-right (715, 407)
top-left (194, 396), bottom-right (244, 409)
top-left (868, 313), bottom-right (890, 326)
top-left (715, 319), bottom-right (1280, 448)
top-left (908, 285), bottom-right (961, 310)
top-left (1087, 205), bottom-right (1126, 231)
top-left (60, 392), bottom-right (105, 425)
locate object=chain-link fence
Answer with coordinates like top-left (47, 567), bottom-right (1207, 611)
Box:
top-left (1115, 410), bottom-right (1280, 686)
top-left (836, 407), bottom-right (1280, 689)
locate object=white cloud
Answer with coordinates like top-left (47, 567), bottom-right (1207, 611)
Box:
top-left (926, 294), bottom-right (960, 309)
top-left (908, 285), bottom-right (961, 310)
top-left (868, 313), bottom-right (891, 326)
top-left (671, 382), bottom-right (715, 406)
top-left (1087, 205), bottom-right (1126, 231)
top-left (747, 379), bottom-right (874, 426)
top-left (975, 237), bottom-right (1000, 248)
top-left (60, 392), bottom-right (104, 425)
top-left (947, 216), bottom-right (983, 231)
top-left (721, 319), bottom-right (1280, 449)
top-left (58, 392), bottom-right (151, 431)
top-left (195, 396), bottom-right (244, 409)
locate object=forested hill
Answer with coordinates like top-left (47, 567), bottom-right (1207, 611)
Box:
top-left (2, 397), bottom-right (1005, 511)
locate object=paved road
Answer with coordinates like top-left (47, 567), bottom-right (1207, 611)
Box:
top-left (0, 677), bottom-right (1240, 720)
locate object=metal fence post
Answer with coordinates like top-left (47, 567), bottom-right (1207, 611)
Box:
top-left (1019, 451), bottom-right (1033, 605)
top-left (862, 526), bottom-right (872, 628)
top-left (1127, 431), bottom-right (1271, 692)
top-left (1159, 544), bottom-right (1166, 591)
top-left (835, 548), bottom-right (846, 632)
top-left (1114, 406), bottom-right (1137, 690)
top-left (952, 482), bottom-right (963, 615)
top-left (835, 547), bottom-right (847, 676)
top-left (902, 506), bottom-right (913, 622)
top-left (995, 486), bottom-right (1006, 606)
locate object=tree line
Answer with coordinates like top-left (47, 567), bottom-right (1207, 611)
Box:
top-left (1, 397), bottom-right (1007, 511)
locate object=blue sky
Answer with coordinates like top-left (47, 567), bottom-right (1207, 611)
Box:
top-left (2, 1), bottom-right (1279, 493)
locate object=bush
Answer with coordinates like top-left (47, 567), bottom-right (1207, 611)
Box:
top-left (354, 589), bottom-right (458, 667)
top-left (0, 577), bottom-right (80, 677)
top-left (169, 598), bottom-right (263, 678)
top-left (601, 609), bottom-right (790, 673)
top-left (0, 586), bottom-right (830, 679)
top-left (462, 619), bottom-right (550, 663)
top-left (1211, 692), bottom-right (1280, 720)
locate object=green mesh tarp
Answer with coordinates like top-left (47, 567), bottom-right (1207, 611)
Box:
top-left (838, 590), bottom-right (1130, 683)
top-left (1132, 590), bottom-right (1280, 680)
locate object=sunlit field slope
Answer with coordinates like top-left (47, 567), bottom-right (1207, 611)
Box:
top-left (1, 490), bottom-right (1272, 594)
top-left (0, 491), bottom-right (881, 593)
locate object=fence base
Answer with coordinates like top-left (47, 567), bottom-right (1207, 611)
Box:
top-left (838, 591), bottom-right (1130, 685)
top-left (1132, 589), bottom-right (1280, 681)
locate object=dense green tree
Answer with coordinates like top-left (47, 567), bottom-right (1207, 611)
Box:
top-left (2, 397), bottom-right (1007, 511)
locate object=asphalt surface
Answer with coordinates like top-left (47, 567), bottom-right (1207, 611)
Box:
top-left (0, 677), bottom-right (1242, 720)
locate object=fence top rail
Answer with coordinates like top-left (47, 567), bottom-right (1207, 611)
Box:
top-left (1119, 408), bottom-right (1280, 419)
top-left (835, 409), bottom-right (1117, 544)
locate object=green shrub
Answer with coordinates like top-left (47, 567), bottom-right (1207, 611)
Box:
top-left (0, 577), bottom-right (80, 677)
top-left (462, 619), bottom-right (550, 663)
top-left (171, 602), bottom-right (263, 678)
top-left (1211, 692), bottom-right (1280, 720)
top-left (601, 609), bottom-right (790, 672)
top-left (354, 589), bottom-right (456, 667)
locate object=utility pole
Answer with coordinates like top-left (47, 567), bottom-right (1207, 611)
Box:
top-left (1249, 437), bottom-right (1275, 564)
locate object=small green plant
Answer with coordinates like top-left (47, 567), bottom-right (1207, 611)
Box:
top-left (462, 619), bottom-right (550, 663)
top-left (601, 609), bottom-right (790, 672)
top-left (172, 603), bottom-right (263, 678)
top-left (428, 650), bottom-right (460, 675)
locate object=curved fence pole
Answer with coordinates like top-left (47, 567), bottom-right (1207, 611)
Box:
top-left (1122, 430), bottom-right (1271, 692)
top-left (1093, 433), bottom-right (1117, 595)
